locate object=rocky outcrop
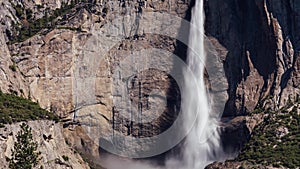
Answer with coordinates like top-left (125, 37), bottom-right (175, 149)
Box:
top-left (204, 0), bottom-right (300, 159)
top-left (0, 30), bottom-right (27, 97)
top-left (0, 1), bottom-right (28, 97)
top-left (0, 120), bottom-right (89, 169)
top-left (2, 0), bottom-right (189, 115)
top-left (219, 112), bottom-right (265, 156)
top-left (0, 0), bottom-right (191, 163)
top-left (205, 0), bottom-right (300, 116)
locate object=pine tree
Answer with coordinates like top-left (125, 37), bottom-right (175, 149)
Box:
top-left (7, 123), bottom-right (41, 169)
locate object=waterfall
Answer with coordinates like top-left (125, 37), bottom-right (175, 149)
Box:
top-left (80, 0), bottom-right (226, 168)
top-left (180, 0), bottom-right (221, 168)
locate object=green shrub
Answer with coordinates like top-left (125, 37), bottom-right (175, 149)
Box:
top-left (237, 105), bottom-right (300, 168)
top-left (0, 90), bottom-right (59, 126)
top-left (9, 0), bottom-right (83, 43)
top-left (9, 64), bottom-right (17, 72)
top-left (62, 155), bottom-right (69, 161)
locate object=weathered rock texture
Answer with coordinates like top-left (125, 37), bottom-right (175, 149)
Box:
top-left (0, 120), bottom-right (89, 169)
top-left (1, 0), bottom-right (188, 116)
top-left (0, 0), bottom-right (191, 165)
top-left (204, 0), bottom-right (300, 160)
top-left (0, 0), bottom-right (299, 167)
top-left (205, 0), bottom-right (300, 116)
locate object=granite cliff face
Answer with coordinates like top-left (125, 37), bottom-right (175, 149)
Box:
top-left (0, 120), bottom-right (89, 169)
top-left (0, 0), bottom-right (191, 166)
top-left (0, 0), bottom-right (299, 167)
top-left (205, 0), bottom-right (300, 116)
top-left (205, 0), bottom-right (300, 155)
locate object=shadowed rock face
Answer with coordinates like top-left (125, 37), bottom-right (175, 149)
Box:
top-left (204, 0), bottom-right (300, 157)
top-left (205, 0), bottom-right (300, 117)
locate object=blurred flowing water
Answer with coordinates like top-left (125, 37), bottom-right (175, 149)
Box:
top-left (170, 0), bottom-right (223, 168)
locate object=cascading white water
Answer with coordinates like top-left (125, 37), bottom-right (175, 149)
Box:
top-left (180, 0), bottom-right (221, 168)
top-left (78, 0), bottom-right (226, 168)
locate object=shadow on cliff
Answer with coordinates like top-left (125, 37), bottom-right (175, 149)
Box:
top-left (203, 0), bottom-right (280, 158)
top-left (204, 0), bottom-right (277, 117)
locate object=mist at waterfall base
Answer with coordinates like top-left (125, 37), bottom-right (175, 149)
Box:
top-left (101, 0), bottom-right (224, 168)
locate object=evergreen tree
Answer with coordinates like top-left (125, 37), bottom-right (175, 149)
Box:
top-left (7, 123), bottom-right (41, 169)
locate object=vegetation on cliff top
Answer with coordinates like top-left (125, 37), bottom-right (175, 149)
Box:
top-left (8, 0), bottom-right (93, 43)
top-left (237, 100), bottom-right (300, 168)
top-left (0, 90), bottom-right (59, 127)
